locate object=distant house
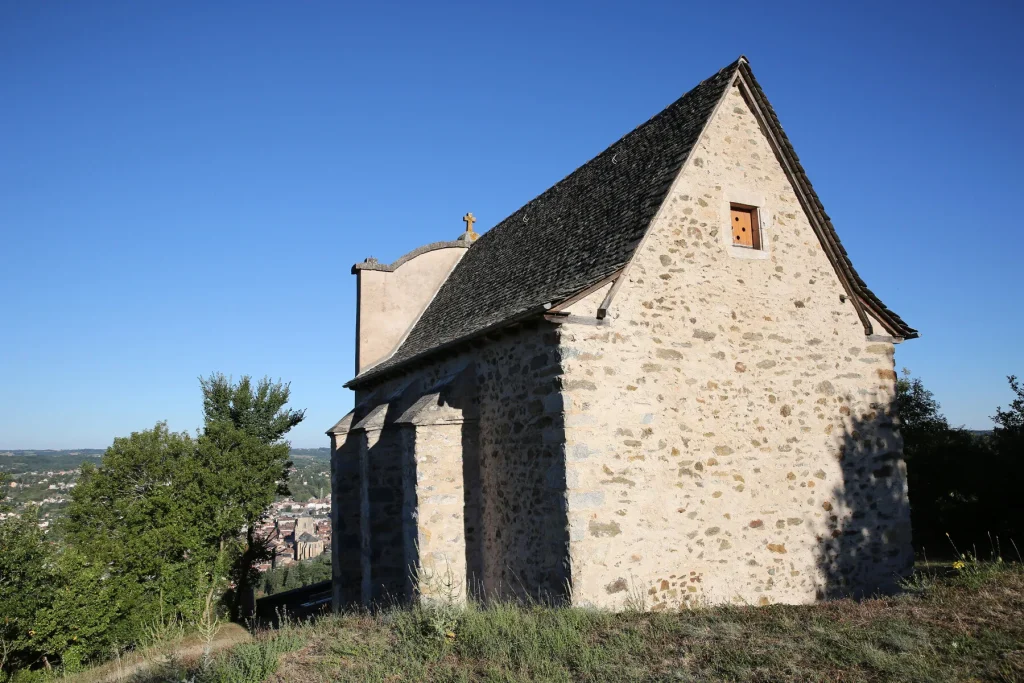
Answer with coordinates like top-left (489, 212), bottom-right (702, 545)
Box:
top-left (329, 57), bottom-right (917, 611)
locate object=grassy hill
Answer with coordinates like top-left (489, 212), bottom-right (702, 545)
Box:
top-left (77, 560), bottom-right (1023, 682)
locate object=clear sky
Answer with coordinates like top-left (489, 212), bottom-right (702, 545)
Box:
top-left (1, 1), bottom-right (1021, 449)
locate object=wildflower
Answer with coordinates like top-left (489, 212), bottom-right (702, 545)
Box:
top-left (953, 560), bottom-right (966, 570)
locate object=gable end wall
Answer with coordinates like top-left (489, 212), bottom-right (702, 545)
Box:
top-left (560, 83), bottom-right (912, 609)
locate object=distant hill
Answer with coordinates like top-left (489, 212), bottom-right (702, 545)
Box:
top-left (0, 447), bottom-right (329, 474)
top-left (289, 447), bottom-right (330, 458)
top-left (0, 450), bottom-right (104, 473)
top-left (0, 449), bottom-right (105, 458)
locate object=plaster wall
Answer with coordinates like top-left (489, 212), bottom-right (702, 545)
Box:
top-left (356, 247), bottom-right (466, 373)
top-left (559, 83), bottom-right (912, 609)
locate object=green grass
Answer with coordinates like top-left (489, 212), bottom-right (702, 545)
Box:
top-left (80, 562), bottom-right (1024, 682)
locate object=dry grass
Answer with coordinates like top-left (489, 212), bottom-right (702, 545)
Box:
top-left (74, 562), bottom-right (1024, 683)
top-left (70, 623), bottom-right (251, 682)
top-left (266, 563), bottom-right (1023, 683)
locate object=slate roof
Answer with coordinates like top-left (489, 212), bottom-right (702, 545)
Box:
top-left (348, 58), bottom-right (916, 388)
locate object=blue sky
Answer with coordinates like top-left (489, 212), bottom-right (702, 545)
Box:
top-left (1, 1), bottom-right (1021, 449)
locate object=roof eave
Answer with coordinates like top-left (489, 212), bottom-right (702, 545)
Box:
top-left (344, 302), bottom-right (555, 390)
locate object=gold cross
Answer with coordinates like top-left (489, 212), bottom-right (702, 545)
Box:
top-left (463, 212), bottom-right (478, 241)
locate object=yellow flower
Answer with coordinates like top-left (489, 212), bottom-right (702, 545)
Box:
top-left (953, 561), bottom-right (966, 570)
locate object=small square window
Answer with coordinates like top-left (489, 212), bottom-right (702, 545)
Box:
top-left (730, 204), bottom-right (761, 249)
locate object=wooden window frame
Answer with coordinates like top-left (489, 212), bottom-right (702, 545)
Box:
top-left (730, 202), bottom-right (761, 250)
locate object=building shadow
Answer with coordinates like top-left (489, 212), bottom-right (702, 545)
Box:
top-left (815, 401), bottom-right (914, 600)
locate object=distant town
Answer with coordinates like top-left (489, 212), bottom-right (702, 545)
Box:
top-left (1, 447), bottom-right (333, 568)
top-left (256, 493), bottom-right (332, 570)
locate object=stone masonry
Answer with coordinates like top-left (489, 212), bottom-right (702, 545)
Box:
top-left (330, 326), bottom-right (571, 607)
top-left (558, 84), bottom-right (912, 608)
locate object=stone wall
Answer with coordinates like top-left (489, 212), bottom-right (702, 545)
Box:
top-left (559, 83), bottom-right (912, 609)
top-left (405, 418), bottom-right (471, 603)
top-left (332, 322), bottom-right (571, 607)
top-left (295, 537), bottom-right (325, 561)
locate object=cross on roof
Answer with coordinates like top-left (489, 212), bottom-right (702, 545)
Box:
top-left (463, 212), bottom-right (479, 241)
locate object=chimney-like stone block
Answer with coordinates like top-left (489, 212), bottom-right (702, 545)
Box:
top-left (353, 241), bottom-right (468, 374)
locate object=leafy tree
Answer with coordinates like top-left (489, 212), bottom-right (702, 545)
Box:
top-left (992, 375), bottom-right (1024, 437)
top-left (256, 555), bottom-right (333, 597)
top-left (30, 547), bottom-right (131, 671)
top-left (63, 424), bottom-right (218, 622)
top-left (0, 470), bottom-right (10, 512)
top-left (283, 566), bottom-right (302, 592)
top-left (200, 374), bottom-right (304, 447)
top-left (0, 508), bottom-right (57, 672)
top-left (986, 376), bottom-right (1024, 548)
top-left (53, 422), bottom-right (241, 672)
top-left (898, 371), bottom-right (1022, 555)
top-left (198, 374), bottom-right (305, 620)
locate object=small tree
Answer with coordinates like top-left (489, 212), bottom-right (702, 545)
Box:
top-left (198, 374), bottom-right (305, 620)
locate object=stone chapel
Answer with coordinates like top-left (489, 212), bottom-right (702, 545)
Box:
top-left (328, 57), bottom-right (918, 611)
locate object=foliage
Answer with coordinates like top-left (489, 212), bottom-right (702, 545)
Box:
top-left (198, 374), bottom-right (305, 621)
top-left (29, 547), bottom-right (133, 671)
top-left (987, 375), bottom-right (1024, 544)
top-left (257, 555), bottom-right (332, 598)
top-left (0, 509), bottom-right (58, 672)
top-left (897, 371), bottom-right (1023, 554)
top-left (10, 424), bottom-right (233, 672)
top-left (896, 371), bottom-right (986, 552)
top-left (199, 374), bottom-right (305, 453)
top-left (0, 374), bottom-right (306, 678)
